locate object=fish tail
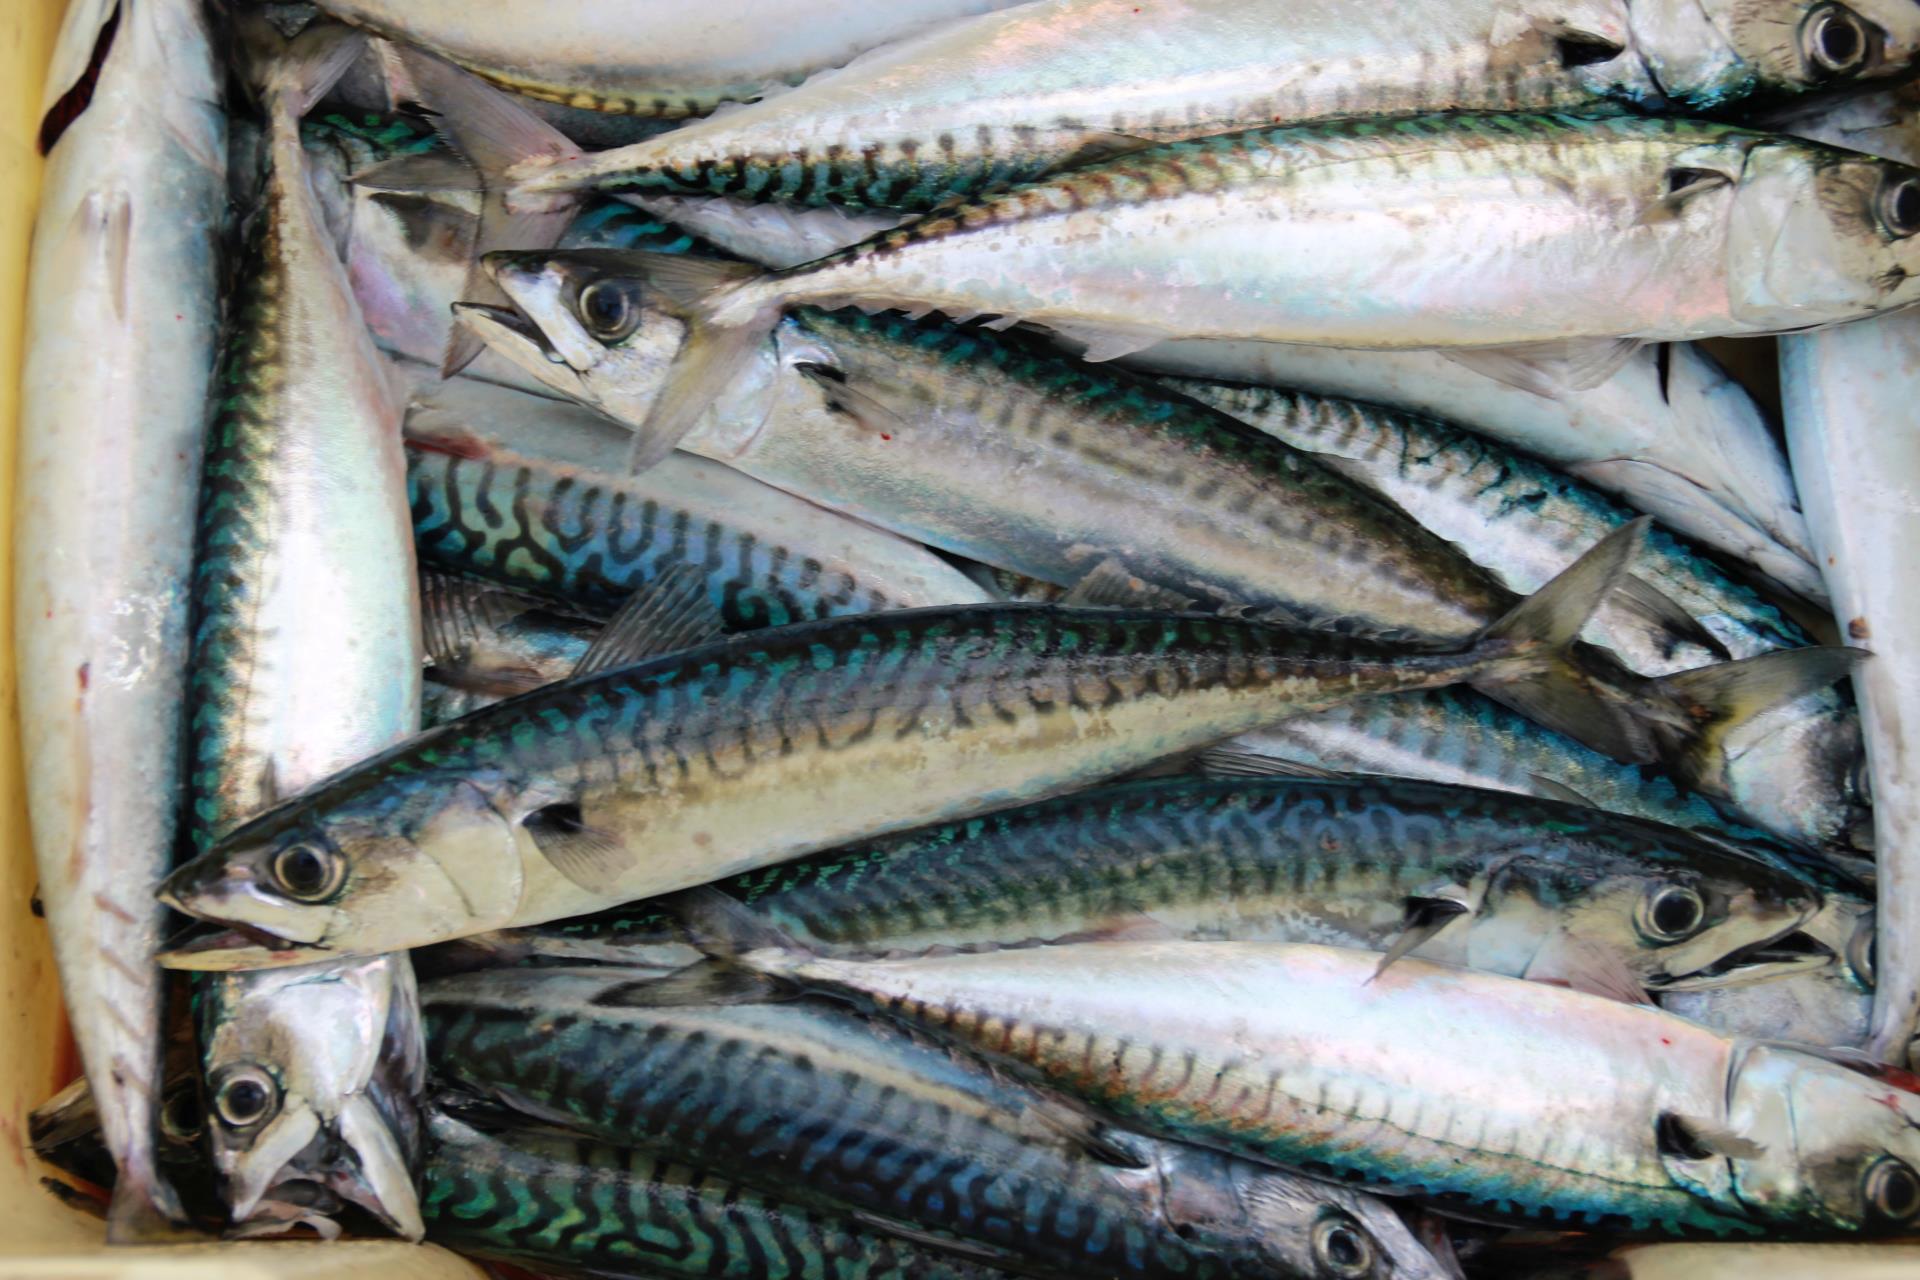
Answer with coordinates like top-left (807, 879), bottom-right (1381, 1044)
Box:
top-left (251, 22), bottom-right (367, 121)
top-left (1464, 516), bottom-right (1656, 756)
top-left (377, 47), bottom-right (585, 374)
top-left (1650, 645), bottom-right (1869, 788)
top-left (619, 253), bottom-right (774, 471)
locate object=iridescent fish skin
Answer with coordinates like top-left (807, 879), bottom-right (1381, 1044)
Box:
top-left (317, 0), bottom-right (1030, 117)
top-left (510, 0), bottom-right (1920, 210)
top-left (158, 592), bottom-right (1600, 962)
top-left (500, 776), bottom-right (1820, 996)
top-left (425, 970), bottom-right (1447, 1280)
top-left (744, 941), bottom-right (1920, 1238)
top-left (1782, 310), bottom-right (1920, 1065)
top-left (1127, 340), bottom-right (1822, 606)
top-left (1172, 377), bottom-right (1868, 856)
top-left (16, 0), bottom-right (224, 1233)
top-left (405, 377), bottom-right (991, 627)
top-left (422, 1112), bottom-right (1015, 1280)
top-left (181, 29), bottom-right (424, 1237)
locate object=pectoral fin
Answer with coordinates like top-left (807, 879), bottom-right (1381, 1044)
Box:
top-left (521, 803), bottom-right (633, 894)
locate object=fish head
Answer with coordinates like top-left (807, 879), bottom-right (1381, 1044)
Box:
top-left (1695, 696), bottom-right (1872, 856)
top-left (458, 249), bottom-right (782, 456)
top-left (1631, 0), bottom-right (1920, 107)
top-left (1720, 1044), bottom-right (1920, 1232)
top-left (159, 768), bottom-right (526, 962)
top-left (1726, 139), bottom-right (1920, 329)
top-left (1213, 1154), bottom-right (1453, 1280)
top-left (1481, 833), bottom-right (1820, 990)
top-left (198, 955), bottom-right (425, 1240)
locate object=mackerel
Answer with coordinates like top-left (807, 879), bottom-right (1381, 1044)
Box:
top-left (593, 114), bottom-right (1920, 459)
top-left (728, 937), bottom-right (1920, 1237)
top-left (493, 775), bottom-right (1821, 998)
top-left (180, 29), bottom-right (424, 1236)
top-left (422, 1112), bottom-right (1016, 1280)
top-left (440, 0), bottom-right (1920, 213)
top-left (406, 376), bottom-right (991, 626)
top-left (426, 970), bottom-right (1448, 1280)
top-left (1171, 376), bottom-right (1868, 855)
top-left (157, 520), bottom-right (1642, 964)
top-left (15, 0), bottom-right (224, 1234)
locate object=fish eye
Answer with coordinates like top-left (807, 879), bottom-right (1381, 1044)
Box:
top-left (1638, 885), bottom-right (1707, 942)
top-left (1311, 1215), bottom-right (1375, 1279)
top-left (577, 278), bottom-right (644, 343)
top-left (1865, 1156), bottom-right (1920, 1224)
top-left (1877, 174), bottom-right (1920, 240)
top-left (159, 1088), bottom-right (204, 1144)
top-left (211, 1064), bottom-right (280, 1131)
top-left (1803, 3), bottom-right (1873, 76)
top-left (271, 841), bottom-right (344, 903)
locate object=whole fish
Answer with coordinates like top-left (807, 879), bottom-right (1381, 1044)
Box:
top-left (426, 970), bottom-right (1450, 1280)
top-left (570, 115), bottom-right (1920, 459)
top-left (1170, 376), bottom-right (1868, 856)
top-left (464, 254), bottom-right (1837, 768)
top-left (725, 935), bottom-right (1920, 1238)
top-left (179, 28), bottom-right (424, 1236)
top-left (406, 376), bottom-right (993, 626)
top-left (15, 0), bottom-right (225, 1234)
top-left (488, 776), bottom-right (1822, 999)
top-left (157, 522), bottom-right (1641, 965)
top-left (1128, 340), bottom-right (1822, 605)
top-left (1782, 312), bottom-right (1920, 1067)
top-left (423, 1112), bottom-right (1018, 1280)
top-left (317, 0), bottom-right (1031, 117)
top-left (429, 0), bottom-right (1920, 213)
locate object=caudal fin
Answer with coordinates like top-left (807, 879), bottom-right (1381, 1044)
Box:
top-left (617, 253), bottom-right (772, 471)
top-left (385, 47), bottom-right (584, 374)
top-left (1465, 517), bottom-right (1662, 759)
top-left (1650, 645), bottom-right (1868, 793)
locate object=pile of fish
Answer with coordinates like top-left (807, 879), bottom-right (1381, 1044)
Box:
top-left (21, 0), bottom-right (1920, 1273)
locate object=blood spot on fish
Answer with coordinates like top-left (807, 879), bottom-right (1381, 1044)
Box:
top-left (408, 431), bottom-right (493, 462)
top-left (1850, 617), bottom-right (1872, 640)
top-left (38, 1), bottom-right (121, 155)
top-left (879, 433), bottom-right (893, 441)
top-left (76, 663), bottom-right (89, 692)
top-left (1660, 1037), bottom-right (1671, 1046)
top-left (691, 831), bottom-right (712, 848)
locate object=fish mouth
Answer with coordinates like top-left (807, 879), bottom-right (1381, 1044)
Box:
top-left (452, 302), bottom-right (586, 400)
top-left (1648, 929), bottom-right (1839, 992)
top-left (156, 923), bottom-right (324, 973)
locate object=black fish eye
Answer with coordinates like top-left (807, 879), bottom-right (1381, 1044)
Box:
top-left (1850, 916), bottom-right (1878, 990)
top-left (1312, 1215), bottom-right (1374, 1278)
top-left (211, 1065), bottom-right (279, 1130)
top-left (272, 841), bottom-right (343, 903)
top-left (159, 1087), bottom-right (204, 1144)
top-left (1878, 175), bottom-right (1920, 239)
top-left (1866, 1157), bottom-right (1920, 1223)
top-left (577, 278), bottom-right (644, 343)
top-left (1639, 885), bottom-right (1706, 942)
top-left (1804, 4), bottom-right (1872, 76)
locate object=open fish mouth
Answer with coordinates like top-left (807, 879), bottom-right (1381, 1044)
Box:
top-left (452, 302), bottom-right (558, 364)
top-left (1648, 929), bottom-right (1839, 991)
top-left (156, 922), bottom-right (324, 972)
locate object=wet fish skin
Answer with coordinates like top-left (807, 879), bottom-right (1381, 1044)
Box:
top-left (1172, 376), bottom-right (1868, 856)
top-left (737, 939), bottom-right (1920, 1238)
top-left (425, 970), bottom-right (1449, 1280)
top-left (182, 28), bottom-right (424, 1237)
top-left (406, 377), bottom-right (992, 628)
top-left (318, 0), bottom-right (1029, 118)
top-left (422, 1112), bottom-right (1014, 1280)
top-left (16, 0), bottom-right (225, 1233)
top-left (157, 582), bottom-right (1605, 963)
top-left (1781, 312), bottom-right (1920, 1066)
top-left (1127, 340), bottom-right (1822, 606)
top-left (509, 0), bottom-right (1920, 210)
top-left (621, 113), bottom-right (1920, 459)
top-left (502, 775), bottom-right (1820, 995)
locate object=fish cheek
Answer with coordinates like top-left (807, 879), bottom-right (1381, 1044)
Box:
top-left (1725, 149), bottom-right (1871, 323)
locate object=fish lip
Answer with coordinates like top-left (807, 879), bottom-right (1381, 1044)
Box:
top-left (1647, 929), bottom-right (1840, 991)
top-left (156, 924), bottom-right (321, 972)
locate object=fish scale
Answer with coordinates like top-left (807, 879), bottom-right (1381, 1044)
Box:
top-left (778, 943), bottom-right (1749, 1235)
top-left (423, 973), bottom-right (1444, 1280)
top-left (423, 1117), bottom-right (1006, 1280)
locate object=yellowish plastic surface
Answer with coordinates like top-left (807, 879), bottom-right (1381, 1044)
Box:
top-left (0, 0), bottom-right (475, 1271)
